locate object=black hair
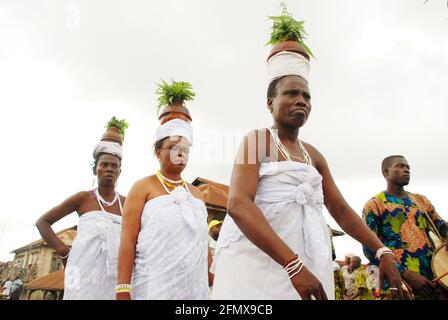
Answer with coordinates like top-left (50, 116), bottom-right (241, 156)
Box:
top-left (267, 76), bottom-right (287, 99)
top-left (153, 137), bottom-right (169, 157)
top-left (381, 155), bottom-right (406, 173)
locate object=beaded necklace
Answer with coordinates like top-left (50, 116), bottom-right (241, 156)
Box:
top-left (268, 127), bottom-right (312, 165)
top-left (94, 188), bottom-right (119, 207)
top-left (156, 171), bottom-right (185, 189)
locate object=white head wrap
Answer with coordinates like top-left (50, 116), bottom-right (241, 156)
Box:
top-left (92, 141), bottom-right (123, 160)
top-left (267, 51), bottom-right (310, 84)
top-left (155, 118), bottom-right (193, 146)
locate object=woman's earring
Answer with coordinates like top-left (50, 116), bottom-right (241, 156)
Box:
top-left (92, 176), bottom-right (97, 188)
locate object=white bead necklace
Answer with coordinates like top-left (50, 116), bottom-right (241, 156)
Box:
top-left (268, 127), bottom-right (311, 165)
top-left (95, 188), bottom-right (119, 207)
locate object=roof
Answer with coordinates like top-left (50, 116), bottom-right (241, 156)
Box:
top-left (11, 226), bottom-right (77, 254)
top-left (197, 184), bottom-right (228, 210)
top-left (192, 177), bottom-right (229, 192)
top-left (192, 177), bottom-right (229, 210)
top-left (24, 269), bottom-right (64, 291)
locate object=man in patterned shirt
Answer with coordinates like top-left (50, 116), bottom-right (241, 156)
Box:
top-left (362, 155), bottom-right (448, 299)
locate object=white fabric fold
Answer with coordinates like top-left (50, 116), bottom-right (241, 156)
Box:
top-left (63, 211), bottom-right (122, 300)
top-left (155, 118), bottom-right (193, 146)
top-left (211, 161), bottom-right (334, 299)
top-left (131, 187), bottom-right (208, 300)
top-left (92, 141), bottom-right (123, 160)
top-left (267, 51), bottom-right (310, 84)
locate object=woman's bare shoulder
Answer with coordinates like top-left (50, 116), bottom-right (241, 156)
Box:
top-left (301, 141), bottom-right (327, 169)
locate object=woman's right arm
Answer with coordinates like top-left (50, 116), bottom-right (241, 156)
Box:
top-left (35, 192), bottom-right (86, 265)
top-left (116, 179), bottom-right (147, 300)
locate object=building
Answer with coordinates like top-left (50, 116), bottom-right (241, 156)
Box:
top-left (9, 225), bottom-right (76, 300)
top-left (0, 261), bottom-right (16, 287)
top-left (24, 269), bottom-right (65, 300)
top-left (192, 177), bottom-right (228, 222)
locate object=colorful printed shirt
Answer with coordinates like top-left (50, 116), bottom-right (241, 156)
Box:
top-left (362, 191), bottom-right (448, 280)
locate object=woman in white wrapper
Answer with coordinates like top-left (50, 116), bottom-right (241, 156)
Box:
top-left (210, 8), bottom-right (404, 300)
top-left (116, 82), bottom-right (209, 300)
top-left (36, 117), bottom-right (128, 300)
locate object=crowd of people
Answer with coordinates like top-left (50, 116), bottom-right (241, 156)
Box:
top-left (1, 277), bottom-right (23, 300)
top-left (9, 6), bottom-right (445, 300)
top-left (334, 254), bottom-right (383, 300)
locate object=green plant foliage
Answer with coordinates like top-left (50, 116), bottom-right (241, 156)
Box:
top-left (105, 116), bottom-right (129, 139)
top-left (155, 79), bottom-right (195, 113)
top-left (267, 2), bottom-right (315, 59)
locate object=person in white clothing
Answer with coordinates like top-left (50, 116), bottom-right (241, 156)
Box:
top-left (36, 117), bottom-right (127, 300)
top-left (1, 278), bottom-right (12, 300)
top-left (210, 6), bottom-right (403, 300)
top-left (116, 80), bottom-right (209, 300)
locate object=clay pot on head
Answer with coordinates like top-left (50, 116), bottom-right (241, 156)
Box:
top-left (158, 103), bottom-right (192, 125)
top-left (101, 127), bottom-right (123, 145)
top-left (267, 40), bottom-right (310, 62)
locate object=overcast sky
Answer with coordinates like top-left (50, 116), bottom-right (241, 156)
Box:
top-left (1, 0), bottom-right (447, 262)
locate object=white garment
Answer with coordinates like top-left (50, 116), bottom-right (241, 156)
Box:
top-left (333, 261), bottom-right (341, 272)
top-left (211, 161), bottom-right (334, 300)
top-left (267, 51), bottom-right (310, 84)
top-left (63, 210), bottom-right (122, 300)
top-left (2, 280), bottom-right (12, 296)
top-left (11, 279), bottom-right (23, 292)
top-left (209, 235), bottom-right (217, 257)
top-left (131, 184), bottom-right (209, 300)
top-left (366, 265), bottom-right (380, 290)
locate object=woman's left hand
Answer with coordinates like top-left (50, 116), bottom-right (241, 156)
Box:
top-left (379, 254), bottom-right (405, 300)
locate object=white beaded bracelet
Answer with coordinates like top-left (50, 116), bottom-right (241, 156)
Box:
top-left (375, 247), bottom-right (394, 260)
top-left (288, 263), bottom-right (305, 279)
top-left (284, 256), bottom-right (305, 279)
top-left (285, 261), bottom-right (303, 273)
top-left (284, 257), bottom-right (301, 272)
top-left (58, 248), bottom-right (71, 259)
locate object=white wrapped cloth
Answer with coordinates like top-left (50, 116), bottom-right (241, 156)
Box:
top-left (131, 185), bottom-right (208, 300)
top-left (267, 51), bottom-right (310, 84)
top-left (155, 118), bottom-right (193, 146)
top-left (63, 211), bottom-right (122, 300)
top-left (92, 141), bottom-right (123, 160)
top-left (211, 161), bottom-right (334, 299)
